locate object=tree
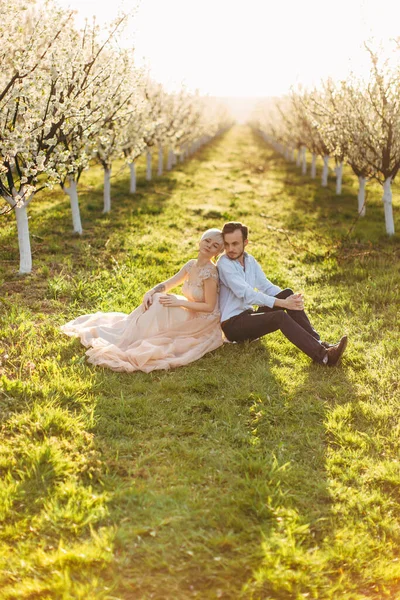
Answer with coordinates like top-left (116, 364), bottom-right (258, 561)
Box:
top-left (94, 49), bottom-right (137, 213)
top-left (52, 15), bottom-right (130, 232)
top-left (355, 45), bottom-right (400, 234)
top-left (0, 0), bottom-right (77, 273)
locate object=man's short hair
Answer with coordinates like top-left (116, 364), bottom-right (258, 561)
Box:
top-left (222, 222), bottom-right (249, 241)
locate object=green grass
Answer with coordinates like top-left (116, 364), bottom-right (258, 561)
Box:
top-left (1, 126), bottom-right (400, 599)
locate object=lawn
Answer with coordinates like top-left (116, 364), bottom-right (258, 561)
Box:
top-left (1, 125), bottom-right (400, 599)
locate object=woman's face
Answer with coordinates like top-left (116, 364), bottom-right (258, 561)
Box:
top-left (199, 236), bottom-right (222, 258)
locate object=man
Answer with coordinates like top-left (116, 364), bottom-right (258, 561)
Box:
top-left (217, 222), bottom-right (347, 366)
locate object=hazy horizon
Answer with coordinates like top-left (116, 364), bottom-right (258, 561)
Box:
top-left (57, 0), bottom-right (400, 98)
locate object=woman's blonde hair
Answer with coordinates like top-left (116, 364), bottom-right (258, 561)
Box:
top-left (200, 228), bottom-right (224, 252)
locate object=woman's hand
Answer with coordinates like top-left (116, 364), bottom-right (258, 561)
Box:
top-left (142, 291), bottom-right (154, 311)
top-left (159, 294), bottom-right (184, 308)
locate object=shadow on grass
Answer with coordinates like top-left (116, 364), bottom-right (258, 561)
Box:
top-left (66, 333), bottom-right (359, 599)
top-left (0, 325), bottom-right (364, 599)
top-left (242, 361), bottom-right (359, 598)
top-left (84, 341), bottom-right (284, 598)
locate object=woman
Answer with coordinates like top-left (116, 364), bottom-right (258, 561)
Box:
top-left (61, 229), bottom-right (224, 373)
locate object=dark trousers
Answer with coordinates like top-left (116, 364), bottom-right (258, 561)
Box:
top-left (221, 289), bottom-right (327, 363)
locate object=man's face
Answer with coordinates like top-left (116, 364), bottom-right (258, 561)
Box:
top-left (223, 229), bottom-right (248, 260)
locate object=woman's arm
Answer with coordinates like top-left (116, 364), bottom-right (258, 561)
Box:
top-left (159, 277), bottom-right (218, 313)
top-left (142, 262), bottom-right (191, 310)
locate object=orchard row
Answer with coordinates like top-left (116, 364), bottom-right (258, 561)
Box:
top-left (251, 44), bottom-right (400, 236)
top-left (0, 0), bottom-right (233, 273)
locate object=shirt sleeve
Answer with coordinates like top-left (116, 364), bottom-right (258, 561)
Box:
top-left (253, 258), bottom-right (281, 297)
top-left (218, 258), bottom-right (278, 309)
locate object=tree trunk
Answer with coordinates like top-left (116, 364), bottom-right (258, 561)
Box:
top-left (296, 149), bottom-right (301, 167)
top-left (157, 146), bottom-right (163, 176)
top-left (321, 156), bottom-right (329, 187)
top-left (129, 162), bottom-right (136, 193)
top-left (335, 162), bottom-right (343, 195)
top-left (63, 178), bottom-right (82, 234)
top-left (146, 151), bottom-right (152, 181)
top-left (103, 167), bottom-right (111, 213)
top-left (357, 176), bottom-right (366, 217)
top-left (15, 202), bottom-right (32, 274)
top-left (311, 154), bottom-right (317, 178)
top-left (382, 177), bottom-right (395, 235)
top-left (301, 146), bottom-right (307, 175)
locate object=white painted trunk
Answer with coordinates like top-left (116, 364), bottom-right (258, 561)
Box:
top-left (301, 146), bottom-right (307, 175)
top-left (382, 177), bottom-right (395, 235)
top-left (296, 149), bottom-right (301, 167)
top-left (311, 154), bottom-right (317, 178)
top-left (166, 149), bottom-right (172, 171)
top-left (357, 176), bottom-right (366, 217)
top-left (157, 146), bottom-right (163, 176)
top-left (103, 167), bottom-right (111, 213)
top-left (321, 156), bottom-right (329, 187)
top-left (172, 152), bottom-right (177, 166)
top-left (179, 152), bottom-right (184, 163)
top-left (335, 162), bottom-right (343, 195)
top-left (129, 162), bottom-right (136, 193)
top-left (146, 151), bottom-right (152, 181)
top-left (63, 178), bottom-right (82, 234)
top-left (15, 203), bottom-right (32, 274)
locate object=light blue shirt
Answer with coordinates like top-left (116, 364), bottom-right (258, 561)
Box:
top-left (217, 253), bottom-right (281, 322)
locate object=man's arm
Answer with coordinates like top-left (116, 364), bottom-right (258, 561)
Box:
top-left (218, 259), bottom-right (277, 308)
top-left (253, 259), bottom-right (282, 297)
top-left (253, 259), bottom-right (304, 311)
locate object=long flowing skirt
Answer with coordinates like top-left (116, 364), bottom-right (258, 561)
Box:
top-left (60, 293), bottom-right (223, 373)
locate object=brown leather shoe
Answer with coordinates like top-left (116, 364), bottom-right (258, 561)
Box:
top-left (326, 335), bottom-right (348, 366)
top-left (321, 341), bottom-right (335, 349)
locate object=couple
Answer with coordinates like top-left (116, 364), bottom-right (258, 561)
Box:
top-left (61, 222), bottom-right (347, 372)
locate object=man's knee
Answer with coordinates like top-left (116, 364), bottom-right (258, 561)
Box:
top-left (278, 288), bottom-right (294, 299)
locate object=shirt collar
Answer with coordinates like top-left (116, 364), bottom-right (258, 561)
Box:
top-left (223, 251), bottom-right (249, 261)
top-left (225, 251), bottom-right (248, 268)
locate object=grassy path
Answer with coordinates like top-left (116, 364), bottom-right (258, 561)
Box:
top-left (1, 126), bottom-right (400, 599)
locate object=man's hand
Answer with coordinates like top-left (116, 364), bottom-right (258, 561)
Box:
top-left (159, 294), bottom-right (183, 308)
top-left (284, 293), bottom-right (304, 311)
top-left (142, 291), bottom-right (154, 311)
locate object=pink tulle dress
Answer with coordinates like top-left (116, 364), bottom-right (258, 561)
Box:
top-left (60, 260), bottom-right (223, 373)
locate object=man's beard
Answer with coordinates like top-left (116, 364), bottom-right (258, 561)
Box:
top-left (226, 249), bottom-right (244, 261)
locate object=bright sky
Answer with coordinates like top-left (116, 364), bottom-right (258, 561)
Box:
top-left (57, 0), bottom-right (400, 98)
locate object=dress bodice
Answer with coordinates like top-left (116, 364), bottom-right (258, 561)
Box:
top-left (181, 260), bottom-right (220, 317)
